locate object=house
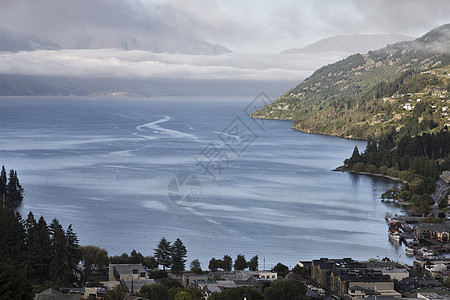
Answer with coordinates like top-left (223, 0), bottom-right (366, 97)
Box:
top-left (425, 263), bottom-right (448, 279)
top-left (440, 171), bottom-right (450, 184)
top-left (181, 273), bottom-right (212, 288)
top-left (403, 103), bottom-right (413, 110)
top-left (257, 271), bottom-right (277, 280)
top-left (331, 268), bottom-right (399, 298)
top-left (417, 292), bottom-right (450, 300)
top-left (311, 258), bottom-right (363, 288)
top-left (108, 264), bottom-right (149, 281)
top-left (108, 264), bottom-right (154, 293)
top-left (34, 288), bottom-right (81, 300)
top-left (415, 223), bottom-right (450, 242)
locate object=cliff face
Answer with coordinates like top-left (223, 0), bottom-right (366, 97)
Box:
top-left (252, 24), bottom-right (450, 140)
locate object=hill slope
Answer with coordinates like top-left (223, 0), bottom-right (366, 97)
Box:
top-left (253, 24), bottom-right (450, 140)
top-left (281, 34), bottom-right (415, 54)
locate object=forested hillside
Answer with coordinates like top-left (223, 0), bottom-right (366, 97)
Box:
top-left (252, 24), bottom-right (450, 140)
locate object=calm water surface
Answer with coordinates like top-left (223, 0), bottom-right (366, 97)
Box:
top-left (0, 96), bottom-right (412, 268)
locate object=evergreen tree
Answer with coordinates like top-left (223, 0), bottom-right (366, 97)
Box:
top-left (0, 208), bottom-right (26, 267)
top-left (222, 255), bottom-right (232, 272)
top-left (234, 254), bottom-right (247, 270)
top-left (66, 224), bottom-right (82, 283)
top-left (190, 259), bottom-right (202, 274)
top-left (208, 258), bottom-right (219, 272)
top-left (171, 238), bottom-right (187, 276)
top-left (130, 249), bottom-right (144, 264)
top-left (271, 262), bottom-right (290, 277)
top-left (154, 237), bottom-right (172, 271)
top-left (248, 255), bottom-right (258, 271)
top-left (0, 261), bottom-right (34, 300)
top-left (6, 169), bottom-right (24, 207)
top-left (0, 165), bottom-right (6, 197)
top-left (49, 219), bottom-right (69, 286)
top-left (35, 216), bottom-right (51, 282)
top-left (347, 145), bottom-right (362, 167)
top-left (24, 211), bottom-right (37, 244)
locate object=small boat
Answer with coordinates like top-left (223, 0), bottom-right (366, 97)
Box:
top-left (405, 247), bottom-right (414, 256)
top-left (423, 251), bottom-right (435, 258)
top-left (389, 230), bottom-right (401, 241)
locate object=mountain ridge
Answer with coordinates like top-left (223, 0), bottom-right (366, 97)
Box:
top-left (0, 28), bottom-right (231, 55)
top-left (281, 34), bottom-right (415, 54)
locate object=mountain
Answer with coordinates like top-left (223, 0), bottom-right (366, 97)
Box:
top-left (281, 34), bottom-right (415, 54)
top-left (0, 28), bottom-right (231, 55)
top-left (252, 24), bottom-right (450, 140)
top-left (0, 29), bottom-right (61, 51)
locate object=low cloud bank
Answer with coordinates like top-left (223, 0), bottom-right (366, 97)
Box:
top-left (0, 49), bottom-right (349, 81)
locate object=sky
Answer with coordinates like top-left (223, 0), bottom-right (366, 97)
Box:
top-left (0, 0), bottom-right (449, 86)
top-left (1, 0), bottom-right (449, 53)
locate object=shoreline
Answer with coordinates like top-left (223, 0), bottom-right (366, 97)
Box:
top-left (333, 167), bottom-right (409, 184)
top-left (251, 115), bottom-right (367, 141)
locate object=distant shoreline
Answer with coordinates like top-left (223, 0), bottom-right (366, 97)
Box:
top-left (333, 167), bottom-right (408, 184)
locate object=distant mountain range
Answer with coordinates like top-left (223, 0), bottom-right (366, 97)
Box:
top-left (282, 34), bottom-right (415, 54)
top-left (0, 28), bottom-right (231, 55)
top-left (253, 24), bottom-right (450, 139)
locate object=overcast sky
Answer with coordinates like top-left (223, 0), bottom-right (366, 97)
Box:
top-left (1, 0), bottom-right (449, 53)
top-left (1, 0), bottom-right (449, 86)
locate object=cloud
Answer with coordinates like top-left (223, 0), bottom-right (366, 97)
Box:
top-left (0, 49), bottom-right (348, 81)
top-left (1, 0), bottom-right (449, 53)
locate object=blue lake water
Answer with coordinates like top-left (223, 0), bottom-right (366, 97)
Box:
top-left (0, 96), bottom-right (412, 269)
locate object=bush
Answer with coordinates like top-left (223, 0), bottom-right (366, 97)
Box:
top-left (365, 164), bottom-right (378, 174)
top-left (387, 167), bottom-right (399, 178)
top-left (379, 166), bottom-right (388, 175)
top-left (353, 162), bottom-right (366, 172)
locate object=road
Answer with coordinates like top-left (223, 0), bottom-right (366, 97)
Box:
top-left (432, 178), bottom-right (450, 217)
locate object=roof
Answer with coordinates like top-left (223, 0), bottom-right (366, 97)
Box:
top-left (121, 279), bottom-right (155, 292)
top-left (39, 289), bottom-right (61, 295)
top-left (416, 223), bottom-right (450, 233)
top-left (111, 264), bottom-right (147, 276)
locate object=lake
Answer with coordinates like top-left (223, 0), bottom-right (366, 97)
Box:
top-left (0, 95), bottom-right (412, 269)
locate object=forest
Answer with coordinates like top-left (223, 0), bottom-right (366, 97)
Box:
top-left (252, 24), bottom-right (450, 140)
top-left (343, 130), bottom-right (450, 213)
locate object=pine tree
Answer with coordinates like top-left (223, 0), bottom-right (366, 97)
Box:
top-left (0, 208), bottom-right (26, 267)
top-left (24, 211), bottom-right (39, 280)
top-left (154, 238), bottom-right (172, 271)
top-left (222, 255), bottom-right (232, 272)
top-left (234, 254), bottom-right (247, 270)
top-left (66, 224), bottom-right (82, 284)
top-left (0, 166), bottom-right (7, 196)
top-left (248, 255), bottom-right (258, 271)
top-left (6, 169), bottom-right (24, 207)
top-left (49, 219), bottom-right (68, 286)
top-left (171, 239), bottom-right (187, 276)
top-left (35, 216), bottom-right (51, 282)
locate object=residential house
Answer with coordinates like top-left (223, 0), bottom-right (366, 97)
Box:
top-left (415, 223), bottom-right (450, 242)
top-left (108, 264), bottom-right (154, 293)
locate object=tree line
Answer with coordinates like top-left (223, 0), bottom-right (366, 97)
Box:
top-left (0, 165), bottom-right (24, 209)
top-left (0, 208), bottom-right (81, 298)
top-left (344, 129), bottom-right (450, 213)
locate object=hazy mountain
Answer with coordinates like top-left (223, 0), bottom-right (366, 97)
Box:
top-left (282, 34), bottom-right (415, 54)
top-left (0, 28), bottom-right (231, 55)
top-left (0, 29), bottom-right (61, 51)
top-left (253, 24), bottom-right (450, 139)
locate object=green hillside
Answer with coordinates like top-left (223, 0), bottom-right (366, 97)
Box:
top-left (252, 24), bottom-right (450, 140)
